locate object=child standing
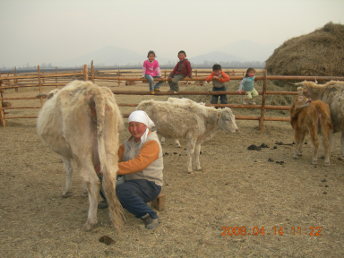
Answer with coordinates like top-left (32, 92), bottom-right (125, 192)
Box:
top-left (142, 50), bottom-right (163, 95)
top-left (238, 67), bottom-right (259, 104)
top-left (205, 64), bottom-right (230, 105)
top-left (168, 50), bottom-right (192, 92)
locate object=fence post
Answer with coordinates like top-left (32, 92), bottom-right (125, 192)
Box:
top-left (117, 66), bottom-right (120, 87)
top-left (259, 69), bottom-right (267, 131)
top-left (91, 60), bottom-right (94, 83)
top-left (0, 71), bottom-right (5, 126)
top-left (83, 64), bottom-right (88, 81)
top-left (55, 67), bottom-right (58, 88)
top-left (38, 65), bottom-right (43, 107)
top-left (14, 66), bottom-right (18, 92)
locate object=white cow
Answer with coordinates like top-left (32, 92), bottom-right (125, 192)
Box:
top-left (137, 98), bottom-right (238, 173)
top-left (160, 98), bottom-right (206, 148)
top-left (37, 80), bottom-right (123, 232)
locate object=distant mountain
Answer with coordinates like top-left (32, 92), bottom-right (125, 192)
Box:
top-left (55, 45), bottom-right (174, 67)
top-left (189, 51), bottom-right (247, 64)
top-left (53, 40), bottom-right (279, 67)
top-left (215, 40), bottom-right (279, 62)
top-left (55, 45), bottom-right (145, 67)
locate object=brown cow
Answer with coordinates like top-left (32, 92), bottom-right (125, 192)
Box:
top-left (296, 81), bottom-right (344, 159)
top-left (37, 80), bottom-right (123, 231)
top-left (290, 93), bottom-right (332, 166)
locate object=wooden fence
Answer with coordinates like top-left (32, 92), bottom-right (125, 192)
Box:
top-left (1, 64), bottom-right (344, 131)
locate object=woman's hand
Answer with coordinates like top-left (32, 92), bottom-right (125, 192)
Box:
top-left (238, 89), bottom-right (242, 94)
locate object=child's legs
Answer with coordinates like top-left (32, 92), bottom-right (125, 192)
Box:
top-left (168, 74), bottom-right (184, 91)
top-left (220, 95), bottom-right (227, 104)
top-left (211, 95), bottom-right (219, 104)
top-left (219, 86), bottom-right (227, 104)
top-left (245, 91), bottom-right (253, 100)
top-left (153, 76), bottom-right (163, 89)
top-left (144, 74), bottom-right (154, 91)
top-left (252, 88), bottom-right (259, 97)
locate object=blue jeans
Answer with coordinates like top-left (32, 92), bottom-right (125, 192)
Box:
top-left (211, 86), bottom-right (227, 104)
top-left (145, 74), bottom-right (163, 92)
top-left (116, 179), bottom-right (161, 219)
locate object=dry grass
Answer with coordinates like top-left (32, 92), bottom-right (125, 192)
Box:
top-left (1, 81), bottom-right (344, 257)
top-left (266, 22), bottom-right (344, 78)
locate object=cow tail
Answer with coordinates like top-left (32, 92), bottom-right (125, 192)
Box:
top-left (93, 89), bottom-right (124, 232)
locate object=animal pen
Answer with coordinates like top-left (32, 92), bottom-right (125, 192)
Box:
top-left (1, 64), bottom-right (344, 131)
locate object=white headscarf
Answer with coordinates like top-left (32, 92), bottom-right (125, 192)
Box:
top-left (128, 110), bottom-right (155, 145)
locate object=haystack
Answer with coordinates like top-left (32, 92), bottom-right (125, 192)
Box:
top-left (265, 22), bottom-right (344, 77)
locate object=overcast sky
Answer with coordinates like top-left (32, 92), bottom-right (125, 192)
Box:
top-left (1, 0), bottom-right (343, 67)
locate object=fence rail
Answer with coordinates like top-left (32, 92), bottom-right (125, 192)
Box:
top-left (1, 64), bottom-right (344, 130)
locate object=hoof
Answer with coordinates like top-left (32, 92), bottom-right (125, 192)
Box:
top-left (196, 167), bottom-right (202, 171)
top-left (82, 221), bottom-right (97, 232)
top-left (62, 191), bottom-right (72, 198)
top-left (338, 157), bottom-right (343, 160)
top-left (312, 160), bottom-right (317, 165)
top-left (188, 171), bottom-right (194, 174)
top-left (325, 162), bottom-right (330, 167)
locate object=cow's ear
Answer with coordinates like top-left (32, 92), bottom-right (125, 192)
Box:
top-left (297, 87), bottom-right (303, 96)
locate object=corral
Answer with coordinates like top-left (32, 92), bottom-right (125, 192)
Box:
top-left (1, 71), bottom-right (344, 257)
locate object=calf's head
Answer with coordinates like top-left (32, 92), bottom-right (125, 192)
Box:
top-left (291, 95), bottom-right (311, 111)
top-left (218, 107), bottom-right (238, 133)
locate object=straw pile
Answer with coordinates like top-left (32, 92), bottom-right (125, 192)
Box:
top-left (265, 22), bottom-right (344, 77)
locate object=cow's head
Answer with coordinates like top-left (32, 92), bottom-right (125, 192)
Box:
top-left (218, 107), bottom-right (238, 133)
top-left (291, 95), bottom-right (311, 111)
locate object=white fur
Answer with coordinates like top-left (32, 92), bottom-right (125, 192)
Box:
top-left (137, 97), bottom-right (238, 173)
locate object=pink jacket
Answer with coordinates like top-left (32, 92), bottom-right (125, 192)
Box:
top-left (142, 60), bottom-right (161, 77)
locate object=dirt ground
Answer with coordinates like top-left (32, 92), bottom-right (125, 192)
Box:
top-left (1, 81), bottom-right (344, 257)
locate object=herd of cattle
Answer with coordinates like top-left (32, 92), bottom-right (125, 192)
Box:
top-left (36, 80), bottom-right (344, 231)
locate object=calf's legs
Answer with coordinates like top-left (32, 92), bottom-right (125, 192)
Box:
top-left (293, 129), bottom-right (305, 158)
top-left (194, 143), bottom-right (202, 171)
top-left (186, 138), bottom-right (197, 174)
top-left (61, 156), bottom-right (73, 197)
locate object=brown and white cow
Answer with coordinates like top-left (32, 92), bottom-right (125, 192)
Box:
top-left (296, 81), bottom-right (344, 159)
top-left (37, 80), bottom-right (123, 231)
top-left (137, 98), bottom-right (238, 173)
top-left (290, 93), bottom-right (332, 166)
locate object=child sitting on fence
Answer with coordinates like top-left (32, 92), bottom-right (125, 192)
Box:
top-left (168, 50), bottom-right (192, 92)
top-left (238, 67), bottom-right (259, 105)
top-left (142, 50), bottom-right (164, 95)
top-left (205, 64), bottom-right (230, 105)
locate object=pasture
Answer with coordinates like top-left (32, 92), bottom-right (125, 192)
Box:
top-left (1, 81), bottom-right (344, 257)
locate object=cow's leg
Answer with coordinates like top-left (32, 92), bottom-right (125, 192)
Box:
top-left (323, 128), bottom-right (334, 159)
top-left (194, 143), bottom-right (202, 171)
top-left (309, 127), bottom-right (319, 165)
top-left (174, 139), bottom-right (181, 148)
top-left (186, 138), bottom-right (197, 174)
top-left (340, 132), bottom-right (344, 160)
top-left (78, 161), bottom-right (100, 231)
top-left (61, 156), bottom-right (73, 197)
top-left (322, 127), bottom-right (331, 167)
top-left (293, 129), bottom-right (303, 158)
top-left (81, 181), bottom-right (88, 197)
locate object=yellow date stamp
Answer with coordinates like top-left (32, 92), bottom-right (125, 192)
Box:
top-left (221, 226), bottom-right (322, 236)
